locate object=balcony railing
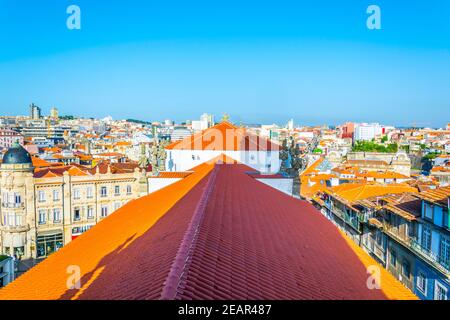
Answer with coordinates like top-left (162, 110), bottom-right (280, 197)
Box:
top-left (410, 238), bottom-right (450, 274)
top-left (0, 223), bottom-right (31, 232)
top-left (327, 203), bottom-right (361, 232)
top-left (1, 202), bottom-right (24, 208)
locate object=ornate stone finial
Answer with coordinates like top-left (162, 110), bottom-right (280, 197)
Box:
top-left (138, 143), bottom-right (150, 168)
top-left (221, 113), bottom-right (230, 122)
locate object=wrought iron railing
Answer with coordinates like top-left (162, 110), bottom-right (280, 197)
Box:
top-left (410, 238), bottom-right (450, 274)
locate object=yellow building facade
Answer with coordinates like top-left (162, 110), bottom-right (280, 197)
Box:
top-left (0, 143), bottom-right (148, 259)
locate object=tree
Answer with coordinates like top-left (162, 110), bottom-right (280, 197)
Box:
top-left (352, 141), bottom-right (398, 153)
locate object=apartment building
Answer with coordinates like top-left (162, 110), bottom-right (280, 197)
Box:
top-left (313, 184), bottom-right (450, 300)
top-left (0, 130), bottom-right (23, 150)
top-left (0, 142), bottom-right (150, 259)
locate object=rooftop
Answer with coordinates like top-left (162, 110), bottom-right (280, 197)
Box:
top-left (418, 186), bottom-right (450, 207)
top-left (327, 183), bottom-right (418, 202)
top-left (166, 121), bottom-right (279, 151)
top-left (0, 161), bottom-right (416, 300)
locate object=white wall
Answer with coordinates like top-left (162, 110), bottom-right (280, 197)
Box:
top-left (256, 178), bottom-right (293, 196)
top-left (148, 178), bottom-right (182, 194)
top-left (165, 150), bottom-right (281, 173)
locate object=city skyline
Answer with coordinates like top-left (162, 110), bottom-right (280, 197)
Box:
top-left (0, 1), bottom-right (449, 127)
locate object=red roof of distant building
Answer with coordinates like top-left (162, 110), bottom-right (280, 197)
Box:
top-left (166, 121), bottom-right (279, 151)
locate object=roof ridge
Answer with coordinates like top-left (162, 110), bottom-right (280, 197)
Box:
top-left (160, 164), bottom-right (219, 300)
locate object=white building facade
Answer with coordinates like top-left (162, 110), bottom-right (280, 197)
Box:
top-left (165, 122), bottom-right (281, 174)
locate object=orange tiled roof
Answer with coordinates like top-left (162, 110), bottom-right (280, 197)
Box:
top-left (42, 147), bottom-right (62, 153)
top-left (153, 171), bottom-right (193, 179)
top-left (34, 165), bottom-right (91, 178)
top-left (327, 183), bottom-right (418, 202)
top-left (0, 160), bottom-right (416, 300)
top-left (31, 157), bottom-right (54, 168)
top-left (0, 160), bottom-right (214, 300)
top-left (356, 171), bottom-right (410, 180)
top-left (166, 121), bottom-right (279, 151)
top-left (418, 186), bottom-right (450, 206)
top-left (115, 141), bottom-right (132, 146)
top-left (95, 152), bottom-right (124, 157)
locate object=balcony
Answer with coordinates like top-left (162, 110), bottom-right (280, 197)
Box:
top-left (410, 238), bottom-right (450, 274)
top-left (0, 223), bottom-right (31, 233)
top-left (1, 202), bottom-right (24, 209)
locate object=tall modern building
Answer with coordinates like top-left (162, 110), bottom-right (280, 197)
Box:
top-left (200, 113), bottom-right (215, 127)
top-left (191, 113), bottom-right (215, 132)
top-left (354, 123), bottom-right (383, 141)
top-left (29, 104), bottom-right (41, 120)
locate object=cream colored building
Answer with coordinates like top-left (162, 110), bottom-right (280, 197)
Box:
top-left (345, 151), bottom-right (411, 176)
top-left (0, 143), bottom-right (149, 259)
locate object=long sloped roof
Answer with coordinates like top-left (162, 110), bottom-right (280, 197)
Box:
top-left (0, 161), bottom-right (416, 300)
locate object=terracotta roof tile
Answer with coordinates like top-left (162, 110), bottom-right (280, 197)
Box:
top-left (0, 162), bottom-right (416, 300)
top-left (166, 122), bottom-right (279, 151)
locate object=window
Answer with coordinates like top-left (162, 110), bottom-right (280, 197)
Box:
top-left (53, 190), bottom-right (60, 201)
top-left (402, 260), bottom-right (410, 278)
top-left (14, 215), bottom-right (22, 226)
top-left (126, 185), bottom-right (132, 195)
top-left (87, 206), bottom-right (94, 219)
top-left (87, 186), bottom-right (93, 199)
top-left (38, 190), bottom-right (45, 202)
top-left (101, 206), bottom-right (108, 217)
top-left (100, 186), bottom-right (107, 197)
top-left (390, 250), bottom-right (397, 267)
top-left (14, 246), bottom-right (24, 257)
top-left (417, 272), bottom-right (427, 294)
top-left (114, 202), bottom-right (121, 211)
top-left (74, 208), bottom-right (81, 221)
top-left (421, 226), bottom-right (432, 252)
top-left (53, 209), bottom-right (61, 223)
top-left (439, 236), bottom-right (450, 269)
top-left (7, 193), bottom-right (14, 204)
top-left (38, 210), bottom-right (46, 224)
top-left (435, 282), bottom-right (448, 300)
top-left (114, 186), bottom-right (120, 196)
top-left (424, 203), bottom-right (433, 220)
top-left (7, 213), bottom-right (14, 226)
top-left (73, 188), bottom-right (80, 200)
top-left (36, 233), bottom-right (63, 258)
top-left (376, 232), bottom-right (382, 246)
top-left (14, 193), bottom-right (21, 205)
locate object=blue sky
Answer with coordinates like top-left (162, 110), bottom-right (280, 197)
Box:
top-left (0, 0), bottom-right (449, 127)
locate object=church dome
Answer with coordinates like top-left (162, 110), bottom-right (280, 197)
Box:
top-left (2, 142), bottom-right (32, 165)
